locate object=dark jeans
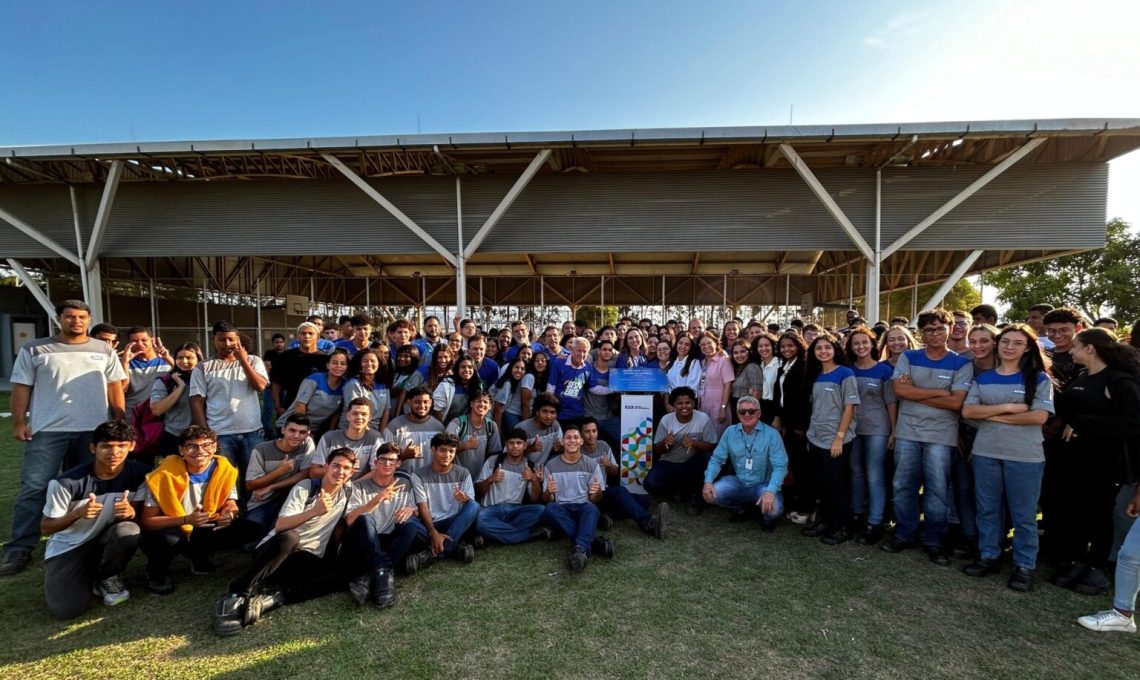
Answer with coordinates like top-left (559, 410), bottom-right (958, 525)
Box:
top-left (601, 486), bottom-right (652, 529)
top-left (411, 501), bottom-right (479, 557)
top-left (229, 530), bottom-right (344, 603)
top-left (810, 441), bottom-right (852, 531)
top-left (44, 522), bottom-right (140, 619)
top-left (140, 518), bottom-right (264, 580)
top-left (644, 452), bottom-right (710, 499)
top-left (783, 431), bottom-right (816, 515)
top-left (542, 502), bottom-right (600, 554)
top-left (246, 497), bottom-right (288, 531)
top-left (950, 451), bottom-right (978, 542)
top-left (341, 514), bottom-right (419, 574)
top-left (5, 430), bottom-right (93, 555)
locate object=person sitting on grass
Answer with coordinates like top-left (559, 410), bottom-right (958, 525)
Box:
top-left (541, 424), bottom-right (613, 573)
top-left (213, 447), bottom-right (356, 635)
top-left (473, 428), bottom-right (550, 546)
top-left (139, 425), bottom-right (263, 596)
top-left (342, 443), bottom-right (421, 608)
top-left (404, 433), bottom-right (479, 574)
top-left (244, 414), bottom-right (316, 529)
top-left (580, 417), bottom-right (666, 539)
top-left (701, 396), bottom-right (787, 531)
top-left (41, 420), bottom-right (149, 619)
top-left (645, 387), bottom-right (719, 514)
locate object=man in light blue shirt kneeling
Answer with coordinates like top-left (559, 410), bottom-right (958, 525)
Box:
top-left (702, 396), bottom-right (788, 531)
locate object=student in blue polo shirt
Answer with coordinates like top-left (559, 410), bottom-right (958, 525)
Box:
top-left (465, 335), bottom-right (500, 387)
top-left (845, 326), bottom-right (897, 545)
top-left (881, 308), bottom-right (974, 565)
top-left (546, 337), bottom-right (597, 430)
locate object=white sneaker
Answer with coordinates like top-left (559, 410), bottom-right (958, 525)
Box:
top-left (93, 575), bottom-right (130, 607)
top-left (787, 512), bottom-right (809, 525)
top-left (1077, 609), bottom-right (1136, 633)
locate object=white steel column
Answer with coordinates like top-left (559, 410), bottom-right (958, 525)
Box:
top-left (864, 169), bottom-right (883, 322)
top-left (69, 187), bottom-right (92, 305)
top-left (882, 138), bottom-right (1045, 258)
top-left (82, 160), bottom-right (124, 323)
top-left (922, 250), bottom-right (984, 310)
top-left (6, 259), bottom-right (59, 328)
top-left (455, 177), bottom-right (467, 318)
top-left (255, 276), bottom-right (263, 356)
top-left (463, 150), bottom-right (551, 259)
top-left (0, 207), bottom-right (81, 266)
top-left (779, 144), bottom-right (874, 261)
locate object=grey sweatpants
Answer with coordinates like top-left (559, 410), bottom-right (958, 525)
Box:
top-left (44, 522), bottom-right (141, 619)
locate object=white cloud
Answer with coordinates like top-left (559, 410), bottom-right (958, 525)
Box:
top-left (862, 9), bottom-right (930, 50)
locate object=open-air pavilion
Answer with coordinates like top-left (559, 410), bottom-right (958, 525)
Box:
top-left (2, 117), bottom-right (1138, 359)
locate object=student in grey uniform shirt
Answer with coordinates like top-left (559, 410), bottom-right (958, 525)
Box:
top-left (245, 415), bottom-right (318, 529)
top-left (646, 387), bottom-right (718, 509)
top-left (582, 417), bottom-right (665, 539)
top-left (800, 334), bottom-right (860, 545)
top-left (342, 443), bottom-right (421, 607)
top-left (518, 393), bottom-right (564, 465)
top-left (445, 389), bottom-right (503, 479)
top-left (474, 429), bottom-right (549, 545)
top-left (882, 308), bottom-right (974, 565)
top-left (961, 324), bottom-right (1055, 592)
top-left (405, 433), bottom-right (479, 572)
top-left (845, 327), bottom-right (897, 545)
top-left (213, 448), bottom-right (357, 636)
top-left (541, 424), bottom-right (611, 572)
top-left (189, 321), bottom-right (269, 473)
top-left (2, 300), bottom-right (127, 577)
top-left (312, 397), bottom-right (387, 480)
top-left (149, 342), bottom-right (204, 458)
top-left (341, 348), bottom-right (391, 433)
top-left (41, 421), bottom-right (149, 618)
top-left (384, 386), bottom-right (445, 474)
top-left (277, 349), bottom-right (349, 440)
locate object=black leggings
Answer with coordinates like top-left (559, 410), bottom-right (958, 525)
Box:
top-left (810, 441), bottom-right (852, 530)
top-left (228, 530), bottom-right (346, 603)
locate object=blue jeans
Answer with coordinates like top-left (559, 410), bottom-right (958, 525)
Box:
top-left (476, 503), bottom-right (546, 545)
top-left (413, 500), bottom-right (479, 557)
top-left (850, 434), bottom-right (889, 525)
top-left (342, 513), bottom-right (419, 572)
top-left (217, 430), bottom-right (264, 473)
top-left (892, 439), bottom-right (953, 547)
top-left (602, 486), bottom-right (652, 529)
top-left (951, 452), bottom-right (977, 541)
top-left (1114, 514), bottom-right (1140, 612)
top-left (5, 430), bottom-right (93, 555)
top-left (245, 498), bottom-right (287, 531)
top-left (500, 412), bottom-right (523, 436)
top-left (1112, 483), bottom-right (1137, 563)
top-left (973, 456), bottom-right (1044, 569)
top-left (644, 452), bottom-right (710, 499)
top-left (542, 502), bottom-right (600, 554)
top-left (710, 476), bottom-right (783, 520)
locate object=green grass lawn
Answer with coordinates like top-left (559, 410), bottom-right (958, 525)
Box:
top-left (0, 391), bottom-right (1136, 679)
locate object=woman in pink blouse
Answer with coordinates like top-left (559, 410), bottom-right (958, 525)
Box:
top-left (697, 331), bottom-right (735, 436)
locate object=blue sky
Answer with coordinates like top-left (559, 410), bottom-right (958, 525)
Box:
top-left (3, 0), bottom-right (1138, 220)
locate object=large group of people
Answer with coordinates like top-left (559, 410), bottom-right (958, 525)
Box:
top-left (3, 299), bottom-right (1140, 637)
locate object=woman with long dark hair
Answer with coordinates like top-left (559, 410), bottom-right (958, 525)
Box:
top-left (390, 344), bottom-right (425, 418)
top-left (751, 332), bottom-right (781, 425)
top-left (1052, 328), bottom-right (1140, 595)
top-left (342, 348), bottom-right (390, 432)
top-left (519, 351), bottom-right (551, 422)
top-left (666, 334), bottom-right (702, 395)
top-left (425, 344), bottom-right (455, 392)
top-left (961, 324), bottom-right (1055, 591)
top-left (149, 341), bottom-right (205, 459)
top-left (801, 333), bottom-right (859, 545)
top-left (280, 347), bottom-right (348, 440)
top-left (729, 338), bottom-right (764, 423)
top-left (845, 325), bottom-right (897, 545)
top-left (493, 358), bottom-right (528, 434)
top-left (773, 332), bottom-right (813, 524)
top-left (433, 355), bottom-right (480, 425)
top-left (951, 324), bottom-right (999, 559)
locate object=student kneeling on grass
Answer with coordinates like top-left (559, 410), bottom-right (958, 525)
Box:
top-left (341, 443), bottom-right (421, 608)
top-left (541, 424), bottom-right (613, 573)
top-left (701, 396), bottom-right (788, 531)
top-left (139, 426), bottom-right (263, 596)
top-left (404, 433), bottom-right (479, 574)
top-left (213, 448), bottom-right (356, 635)
top-left (473, 428), bottom-right (552, 545)
top-left (244, 414), bottom-right (316, 530)
top-left (42, 420), bottom-right (149, 619)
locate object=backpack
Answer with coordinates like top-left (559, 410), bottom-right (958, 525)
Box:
top-left (131, 374), bottom-right (176, 458)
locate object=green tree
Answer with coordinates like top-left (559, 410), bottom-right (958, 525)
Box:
top-left (576, 305), bottom-right (619, 329)
top-left (987, 218), bottom-right (1140, 322)
top-left (877, 278), bottom-right (981, 323)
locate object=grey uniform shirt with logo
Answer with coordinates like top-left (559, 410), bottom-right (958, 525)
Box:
top-left (892, 349), bottom-right (974, 447)
top-left (257, 481), bottom-right (349, 557)
top-left (150, 375), bottom-right (192, 436)
top-left (543, 455), bottom-right (606, 504)
top-left (312, 429), bottom-right (386, 478)
top-left (414, 466), bottom-right (475, 522)
top-left (384, 416), bottom-right (444, 473)
top-left (10, 337), bottom-right (127, 433)
top-left (851, 361), bottom-right (896, 437)
top-left (245, 438), bottom-right (317, 511)
top-left (446, 416), bottom-right (503, 480)
top-left (964, 370), bottom-right (1055, 463)
top-left (806, 366), bottom-right (861, 449)
top-left (516, 418), bottom-right (563, 465)
top-left (477, 457), bottom-right (534, 507)
top-left (188, 355), bottom-right (268, 435)
top-left (654, 411), bottom-right (718, 464)
top-left (347, 475), bottom-right (417, 535)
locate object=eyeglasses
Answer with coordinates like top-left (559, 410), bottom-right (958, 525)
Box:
top-left (180, 442), bottom-right (217, 452)
top-left (737, 409), bottom-right (759, 416)
top-left (921, 326), bottom-right (948, 335)
top-left (998, 338), bottom-right (1028, 348)
top-left (377, 458), bottom-right (400, 466)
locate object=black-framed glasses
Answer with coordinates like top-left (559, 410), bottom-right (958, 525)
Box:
top-left (921, 326), bottom-right (948, 335)
top-left (180, 442), bottom-right (217, 452)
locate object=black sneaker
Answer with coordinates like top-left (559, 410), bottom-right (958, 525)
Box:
top-left (950, 541), bottom-right (977, 561)
top-left (244, 590), bottom-right (284, 626)
top-left (647, 503), bottom-right (668, 540)
top-left (880, 536), bottom-right (916, 554)
top-left (821, 527), bottom-right (851, 546)
top-left (0, 551), bottom-right (31, 577)
top-left (1051, 561), bottom-right (1085, 589)
top-left (597, 514), bottom-right (615, 531)
top-left (470, 535), bottom-right (486, 551)
top-left (729, 511), bottom-right (750, 524)
top-left (801, 523), bottom-right (828, 538)
top-left (454, 542), bottom-right (476, 564)
top-left (926, 546), bottom-right (951, 566)
top-left (856, 524), bottom-right (884, 546)
top-left (371, 568), bottom-right (396, 608)
top-left (213, 593), bottom-right (247, 636)
top-left (759, 519), bottom-right (777, 533)
top-left (190, 556), bottom-right (219, 575)
top-left (528, 526), bottom-right (554, 542)
top-left (963, 557), bottom-right (1000, 578)
top-left (566, 547), bottom-right (588, 572)
top-left (403, 549), bottom-right (435, 576)
top-left (147, 575), bottom-right (176, 596)
top-left (686, 495), bottom-right (704, 516)
top-left (1073, 566), bottom-right (1110, 596)
top-left (1007, 567), bottom-right (1035, 592)
top-left (591, 536), bottom-right (615, 559)
top-left (348, 574), bottom-right (371, 605)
